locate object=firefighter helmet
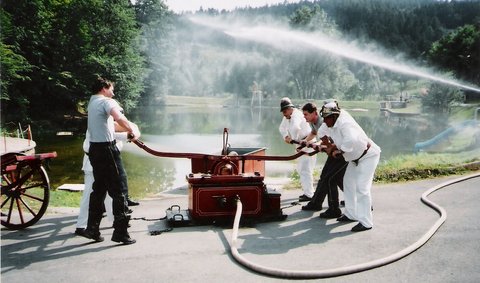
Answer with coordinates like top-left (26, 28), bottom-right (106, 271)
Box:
top-left (321, 102), bottom-right (341, 118)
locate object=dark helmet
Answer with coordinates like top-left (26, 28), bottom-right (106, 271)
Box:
top-left (280, 97), bottom-right (295, 112)
top-left (321, 101), bottom-right (341, 118)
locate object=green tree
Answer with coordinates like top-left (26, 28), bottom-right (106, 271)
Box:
top-left (224, 63), bottom-right (256, 99)
top-left (65, 0), bottom-right (145, 112)
top-left (287, 5), bottom-right (345, 100)
top-left (1, 0), bottom-right (58, 121)
top-left (290, 4), bottom-right (337, 35)
top-left (287, 52), bottom-right (342, 100)
top-left (0, 9), bottom-right (32, 117)
top-left (1, 0), bottom-right (144, 124)
top-left (421, 83), bottom-right (464, 113)
top-left (344, 84), bottom-right (362, 101)
top-left (428, 24), bottom-right (480, 85)
top-left (354, 65), bottom-right (383, 98)
top-left (134, 0), bottom-right (174, 106)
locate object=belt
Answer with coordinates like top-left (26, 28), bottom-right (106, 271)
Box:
top-left (90, 140), bottom-right (116, 146)
top-left (352, 142), bottom-right (371, 166)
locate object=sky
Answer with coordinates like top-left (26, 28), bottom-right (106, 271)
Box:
top-left (165, 0), bottom-right (306, 13)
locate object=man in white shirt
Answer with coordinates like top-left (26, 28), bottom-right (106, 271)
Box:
top-left (278, 97), bottom-right (316, 202)
top-left (319, 102), bottom-right (381, 232)
top-left (81, 76), bottom-right (138, 244)
top-left (301, 101), bottom-right (348, 219)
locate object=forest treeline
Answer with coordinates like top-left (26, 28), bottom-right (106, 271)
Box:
top-left (1, 0), bottom-right (479, 126)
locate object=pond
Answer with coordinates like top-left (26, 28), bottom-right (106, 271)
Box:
top-left (35, 103), bottom-right (453, 199)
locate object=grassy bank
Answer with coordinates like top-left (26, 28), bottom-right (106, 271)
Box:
top-left (374, 149), bottom-right (480, 182)
top-left (285, 149), bottom-right (480, 190)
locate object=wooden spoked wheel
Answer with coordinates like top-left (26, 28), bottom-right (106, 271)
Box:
top-left (1, 153), bottom-right (50, 229)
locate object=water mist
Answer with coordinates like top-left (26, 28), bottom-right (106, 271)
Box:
top-left (190, 16), bottom-right (480, 93)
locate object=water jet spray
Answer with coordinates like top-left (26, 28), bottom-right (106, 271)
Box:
top-left (190, 17), bottom-right (480, 93)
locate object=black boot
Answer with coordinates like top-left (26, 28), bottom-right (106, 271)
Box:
top-left (301, 201), bottom-right (322, 211)
top-left (82, 215), bottom-right (104, 242)
top-left (319, 207), bottom-right (342, 219)
top-left (127, 198), bottom-right (140, 206)
top-left (320, 198), bottom-right (342, 219)
top-left (112, 215), bottom-right (136, 245)
top-left (82, 229), bottom-right (104, 242)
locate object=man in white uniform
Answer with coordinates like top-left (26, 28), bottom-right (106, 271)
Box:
top-left (301, 101), bottom-right (347, 219)
top-left (319, 102), bottom-right (381, 232)
top-left (278, 97), bottom-right (316, 202)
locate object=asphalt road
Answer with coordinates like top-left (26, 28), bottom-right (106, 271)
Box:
top-left (2, 173), bottom-right (480, 283)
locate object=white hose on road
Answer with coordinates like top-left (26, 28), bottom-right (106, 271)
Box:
top-left (230, 173), bottom-right (480, 279)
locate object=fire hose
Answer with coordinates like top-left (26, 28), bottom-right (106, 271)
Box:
top-left (230, 173), bottom-right (480, 279)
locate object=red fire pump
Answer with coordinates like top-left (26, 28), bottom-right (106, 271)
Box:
top-left (134, 128), bottom-right (317, 226)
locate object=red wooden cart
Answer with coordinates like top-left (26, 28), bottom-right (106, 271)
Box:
top-left (1, 151), bottom-right (57, 229)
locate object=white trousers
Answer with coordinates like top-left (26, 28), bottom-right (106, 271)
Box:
top-left (342, 149), bottom-right (380, 228)
top-left (297, 154), bottom-right (316, 198)
top-left (75, 170), bottom-right (114, 229)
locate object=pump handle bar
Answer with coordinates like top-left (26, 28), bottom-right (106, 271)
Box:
top-left (133, 139), bottom-right (318, 161)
